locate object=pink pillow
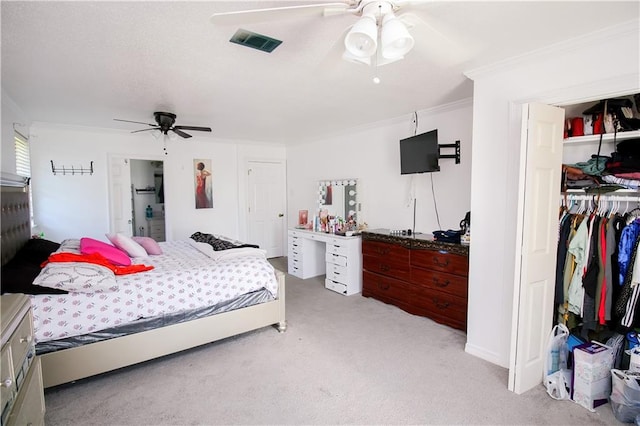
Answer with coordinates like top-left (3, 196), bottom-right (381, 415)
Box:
top-left (80, 237), bottom-right (131, 266)
top-left (132, 236), bottom-right (163, 255)
top-left (106, 233), bottom-right (147, 258)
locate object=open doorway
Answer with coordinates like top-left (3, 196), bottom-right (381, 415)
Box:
top-left (108, 156), bottom-right (166, 241)
top-left (131, 160), bottom-right (165, 241)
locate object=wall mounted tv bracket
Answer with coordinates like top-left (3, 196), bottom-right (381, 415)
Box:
top-left (438, 140), bottom-right (461, 164)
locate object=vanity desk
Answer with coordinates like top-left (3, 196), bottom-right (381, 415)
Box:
top-left (361, 229), bottom-right (469, 331)
top-left (287, 229), bottom-right (362, 296)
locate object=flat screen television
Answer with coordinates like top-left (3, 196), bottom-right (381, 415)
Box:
top-left (399, 129), bottom-right (439, 174)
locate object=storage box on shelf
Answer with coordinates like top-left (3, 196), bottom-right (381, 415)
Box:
top-left (287, 229), bottom-right (362, 296)
top-left (362, 230), bottom-right (469, 331)
top-left (1, 294), bottom-right (45, 426)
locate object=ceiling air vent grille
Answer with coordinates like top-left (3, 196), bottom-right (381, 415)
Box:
top-left (230, 29), bottom-right (282, 53)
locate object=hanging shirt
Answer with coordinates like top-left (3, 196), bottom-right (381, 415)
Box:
top-left (568, 218), bottom-right (590, 315)
top-left (618, 219), bottom-right (640, 285)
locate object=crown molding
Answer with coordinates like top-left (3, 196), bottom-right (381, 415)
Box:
top-left (296, 97), bottom-right (473, 144)
top-left (464, 19), bottom-right (639, 81)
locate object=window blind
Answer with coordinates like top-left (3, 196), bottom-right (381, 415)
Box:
top-left (14, 131), bottom-right (30, 177)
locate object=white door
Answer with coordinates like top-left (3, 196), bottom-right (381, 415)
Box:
top-left (247, 160), bottom-right (286, 258)
top-left (509, 103), bottom-right (565, 394)
top-left (108, 156), bottom-right (133, 236)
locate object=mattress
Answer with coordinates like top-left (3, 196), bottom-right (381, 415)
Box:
top-left (30, 240), bottom-right (278, 345)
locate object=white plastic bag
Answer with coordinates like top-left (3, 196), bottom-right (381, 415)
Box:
top-left (544, 323), bottom-right (571, 400)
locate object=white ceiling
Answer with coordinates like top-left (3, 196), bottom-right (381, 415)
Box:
top-left (2, 1), bottom-right (638, 143)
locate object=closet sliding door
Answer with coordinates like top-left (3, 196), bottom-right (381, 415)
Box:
top-left (509, 103), bottom-right (565, 394)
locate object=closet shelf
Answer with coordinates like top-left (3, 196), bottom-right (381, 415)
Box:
top-left (563, 129), bottom-right (640, 145)
top-left (135, 187), bottom-right (155, 194)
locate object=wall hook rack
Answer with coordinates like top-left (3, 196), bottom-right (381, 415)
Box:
top-left (51, 160), bottom-right (94, 176)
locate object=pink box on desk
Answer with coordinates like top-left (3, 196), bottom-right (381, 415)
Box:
top-left (571, 341), bottom-right (614, 411)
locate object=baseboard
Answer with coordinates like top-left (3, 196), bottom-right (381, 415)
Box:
top-left (465, 342), bottom-right (509, 369)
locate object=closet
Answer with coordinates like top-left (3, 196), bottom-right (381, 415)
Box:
top-left (557, 92), bottom-right (640, 342)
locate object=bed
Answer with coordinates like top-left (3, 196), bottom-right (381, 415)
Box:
top-left (0, 177), bottom-right (286, 388)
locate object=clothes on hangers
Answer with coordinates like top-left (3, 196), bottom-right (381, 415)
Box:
top-left (556, 202), bottom-right (640, 333)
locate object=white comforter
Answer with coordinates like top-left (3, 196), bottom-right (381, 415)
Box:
top-left (30, 240), bottom-right (278, 344)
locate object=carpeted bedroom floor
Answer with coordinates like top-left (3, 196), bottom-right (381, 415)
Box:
top-left (43, 257), bottom-right (622, 425)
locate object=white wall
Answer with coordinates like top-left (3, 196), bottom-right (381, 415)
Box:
top-left (286, 99), bottom-right (473, 235)
top-left (27, 123), bottom-right (285, 243)
top-left (464, 20), bottom-right (640, 368)
top-left (1, 89), bottom-right (31, 174)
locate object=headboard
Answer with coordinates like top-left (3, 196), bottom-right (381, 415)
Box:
top-left (1, 177), bottom-right (31, 266)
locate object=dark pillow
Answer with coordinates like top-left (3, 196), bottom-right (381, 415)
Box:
top-left (190, 232), bottom-right (259, 251)
top-left (1, 238), bottom-right (67, 295)
top-left (12, 238), bottom-right (61, 266)
top-left (1, 257), bottom-right (67, 295)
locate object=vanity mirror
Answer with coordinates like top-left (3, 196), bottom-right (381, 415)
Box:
top-left (318, 179), bottom-right (357, 223)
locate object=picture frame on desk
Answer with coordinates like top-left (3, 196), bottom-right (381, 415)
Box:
top-left (298, 210), bottom-right (308, 226)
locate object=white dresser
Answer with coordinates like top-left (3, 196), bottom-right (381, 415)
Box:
top-left (287, 229), bottom-right (362, 296)
top-left (1, 294), bottom-right (45, 426)
top-left (146, 216), bottom-right (165, 242)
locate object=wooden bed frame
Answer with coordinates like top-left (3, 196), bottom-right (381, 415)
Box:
top-left (1, 178), bottom-right (287, 388)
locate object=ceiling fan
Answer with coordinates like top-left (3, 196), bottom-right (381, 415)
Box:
top-left (209, 1), bottom-right (453, 68)
top-left (114, 112), bottom-right (212, 139)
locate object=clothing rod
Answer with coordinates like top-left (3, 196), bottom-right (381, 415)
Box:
top-left (562, 194), bottom-right (640, 202)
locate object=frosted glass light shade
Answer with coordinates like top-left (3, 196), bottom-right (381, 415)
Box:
top-left (381, 13), bottom-right (414, 60)
top-left (344, 16), bottom-right (377, 58)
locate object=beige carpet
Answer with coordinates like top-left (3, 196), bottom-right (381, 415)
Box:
top-left (43, 257), bottom-right (622, 425)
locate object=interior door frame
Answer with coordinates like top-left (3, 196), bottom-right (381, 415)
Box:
top-left (239, 157), bottom-right (287, 257)
top-left (107, 153), bottom-right (167, 239)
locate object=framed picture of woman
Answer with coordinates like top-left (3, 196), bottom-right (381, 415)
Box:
top-left (194, 159), bottom-right (213, 209)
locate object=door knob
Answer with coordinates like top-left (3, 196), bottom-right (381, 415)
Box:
top-left (278, 213), bottom-right (284, 217)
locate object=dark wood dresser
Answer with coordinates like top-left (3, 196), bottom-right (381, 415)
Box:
top-left (362, 230), bottom-right (470, 331)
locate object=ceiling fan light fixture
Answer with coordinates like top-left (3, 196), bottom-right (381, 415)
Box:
top-left (381, 12), bottom-right (414, 60)
top-left (344, 15), bottom-right (377, 58)
top-left (150, 129), bottom-right (162, 139)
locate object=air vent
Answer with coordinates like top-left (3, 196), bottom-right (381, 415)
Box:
top-left (230, 29), bottom-right (282, 53)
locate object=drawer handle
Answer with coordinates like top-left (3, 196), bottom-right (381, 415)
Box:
top-left (433, 257), bottom-right (449, 267)
top-left (433, 298), bottom-right (450, 309)
top-left (1, 378), bottom-right (12, 388)
top-left (376, 247), bottom-right (390, 255)
top-left (20, 335), bottom-right (32, 344)
top-left (432, 278), bottom-right (450, 288)
top-left (379, 264), bottom-right (390, 272)
top-left (376, 281), bottom-right (390, 291)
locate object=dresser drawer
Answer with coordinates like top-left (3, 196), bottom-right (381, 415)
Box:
top-left (8, 314), bottom-right (33, 375)
top-left (326, 263), bottom-right (348, 284)
top-left (5, 358), bottom-right (44, 426)
top-left (363, 240), bottom-right (409, 264)
top-left (362, 270), bottom-right (412, 304)
top-left (363, 254), bottom-right (411, 281)
top-left (1, 345), bottom-right (16, 422)
top-left (411, 249), bottom-right (468, 277)
top-left (325, 279), bottom-right (348, 295)
top-left (326, 252), bottom-right (347, 267)
top-left (410, 267), bottom-right (468, 298)
top-left (411, 286), bottom-right (467, 330)
top-left (326, 242), bottom-right (349, 257)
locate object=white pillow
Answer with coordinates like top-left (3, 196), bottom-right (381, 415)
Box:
top-left (33, 262), bottom-right (118, 293)
top-left (56, 238), bottom-right (81, 254)
top-left (106, 233), bottom-right (147, 258)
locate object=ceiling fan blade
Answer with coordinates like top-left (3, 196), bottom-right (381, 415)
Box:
top-left (114, 118), bottom-right (156, 126)
top-left (130, 128), bottom-right (158, 134)
top-left (174, 125), bottom-right (212, 132)
top-left (210, 2), bottom-right (351, 26)
top-left (172, 128), bottom-right (192, 139)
